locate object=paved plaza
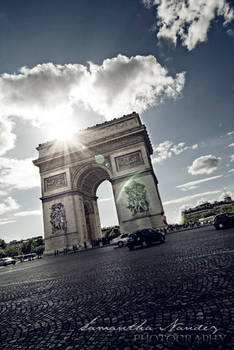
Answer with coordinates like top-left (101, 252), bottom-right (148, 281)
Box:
top-left (0, 226), bottom-right (234, 350)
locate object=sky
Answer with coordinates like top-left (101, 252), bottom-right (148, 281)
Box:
top-left (0, 0), bottom-right (234, 242)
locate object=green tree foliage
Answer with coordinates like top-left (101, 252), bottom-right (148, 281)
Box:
top-left (0, 236), bottom-right (45, 257)
top-left (0, 239), bottom-right (6, 249)
top-left (33, 245), bottom-right (45, 256)
top-left (21, 240), bottom-right (33, 254)
top-left (0, 248), bottom-right (6, 258)
top-left (4, 245), bottom-right (20, 257)
top-left (183, 203), bottom-right (234, 224)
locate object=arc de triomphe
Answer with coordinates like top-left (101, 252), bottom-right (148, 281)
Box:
top-left (33, 112), bottom-right (165, 254)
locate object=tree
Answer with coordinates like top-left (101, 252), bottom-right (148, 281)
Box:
top-left (35, 237), bottom-right (44, 246)
top-left (0, 248), bottom-right (6, 258)
top-left (0, 239), bottom-right (6, 250)
top-left (4, 245), bottom-right (20, 257)
top-left (33, 245), bottom-right (45, 256)
top-left (21, 240), bottom-right (32, 254)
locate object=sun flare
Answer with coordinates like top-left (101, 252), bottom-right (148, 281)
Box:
top-left (49, 121), bottom-right (77, 142)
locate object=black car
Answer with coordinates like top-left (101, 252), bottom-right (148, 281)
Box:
top-left (127, 228), bottom-right (165, 250)
top-left (214, 212), bottom-right (234, 229)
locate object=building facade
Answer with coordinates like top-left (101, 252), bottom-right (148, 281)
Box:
top-left (182, 195), bottom-right (234, 224)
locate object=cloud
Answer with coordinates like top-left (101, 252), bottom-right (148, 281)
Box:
top-left (0, 118), bottom-right (16, 155)
top-left (14, 210), bottom-right (41, 217)
top-left (227, 131), bottom-right (234, 136)
top-left (176, 175), bottom-right (223, 191)
top-left (0, 218), bottom-right (16, 226)
top-left (163, 190), bottom-right (221, 206)
top-left (228, 169), bottom-right (234, 173)
top-left (226, 28), bottom-right (234, 37)
top-left (0, 157), bottom-right (40, 190)
top-left (0, 56), bottom-right (185, 155)
top-left (143, 0), bottom-right (234, 50)
top-left (0, 197), bottom-right (20, 215)
top-left (228, 143), bottom-right (234, 147)
top-left (188, 155), bottom-right (221, 175)
top-left (0, 190), bottom-right (7, 196)
top-left (152, 140), bottom-right (198, 163)
top-left (218, 190), bottom-right (234, 201)
top-left (231, 155), bottom-right (234, 162)
top-left (87, 55), bottom-right (185, 117)
top-left (98, 198), bottom-right (112, 203)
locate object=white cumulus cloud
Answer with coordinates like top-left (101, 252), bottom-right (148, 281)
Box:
top-left (152, 140), bottom-right (197, 163)
top-left (188, 155), bottom-right (221, 175)
top-left (86, 55), bottom-right (185, 117)
top-left (0, 157), bottom-right (40, 190)
top-left (0, 118), bottom-right (16, 156)
top-left (228, 143), bottom-right (234, 147)
top-left (0, 55), bottom-right (185, 155)
top-left (231, 155), bottom-right (234, 162)
top-left (0, 197), bottom-right (20, 215)
top-left (143, 0), bottom-right (234, 50)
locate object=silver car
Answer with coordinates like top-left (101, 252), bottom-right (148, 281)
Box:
top-left (111, 233), bottom-right (129, 247)
top-left (0, 257), bottom-right (16, 266)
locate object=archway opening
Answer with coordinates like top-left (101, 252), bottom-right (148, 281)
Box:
top-left (76, 165), bottom-right (119, 245)
top-left (96, 180), bottom-right (119, 240)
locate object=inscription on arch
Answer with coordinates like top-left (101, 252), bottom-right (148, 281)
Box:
top-left (115, 150), bottom-right (144, 171)
top-left (44, 173), bottom-right (67, 192)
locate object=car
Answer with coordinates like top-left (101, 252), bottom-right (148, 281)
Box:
top-left (111, 233), bottom-right (129, 247)
top-left (0, 257), bottom-right (16, 266)
top-left (214, 212), bottom-right (234, 229)
top-left (127, 228), bottom-right (165, 251)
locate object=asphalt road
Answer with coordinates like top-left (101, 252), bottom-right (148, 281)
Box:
top-left (0, 226), bottom-right (234, 350)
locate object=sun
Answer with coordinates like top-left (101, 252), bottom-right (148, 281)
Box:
top-left (49, 121), bottom-right (77, 142)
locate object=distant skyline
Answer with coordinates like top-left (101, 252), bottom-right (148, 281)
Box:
top-left (0, 0), bottom-right (234, 242)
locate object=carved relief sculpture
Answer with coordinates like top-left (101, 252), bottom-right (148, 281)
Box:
top-left (50, 203), bottom-right (67, 234)
top-left (124, 180), bottom-right (149, 216)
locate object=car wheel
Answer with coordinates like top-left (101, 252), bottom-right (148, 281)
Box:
top-left (118, 241), bottom-right (124, 248)
top-left (219, 223), bottom-right (223, 229)
top-left (146, 240), bottom-right (152, 246)
top-left (128, 246), bottom-right (133, 251)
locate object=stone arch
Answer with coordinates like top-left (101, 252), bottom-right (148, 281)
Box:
top-left (72, 163), bottom-right (112, 195)
top-left (34, 113), bottom-right (165, 254)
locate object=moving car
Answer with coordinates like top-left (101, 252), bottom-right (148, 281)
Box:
top-left (0, 257), bottom-right (16, 266)
top-left (15, 253), bottom-right (37, 262)
top-left (214, 212), bottom-right (234, 229)
top-left (127, 228), bottom-right (165, 251)
top-left (111, 233), bottom-right (129, 247)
